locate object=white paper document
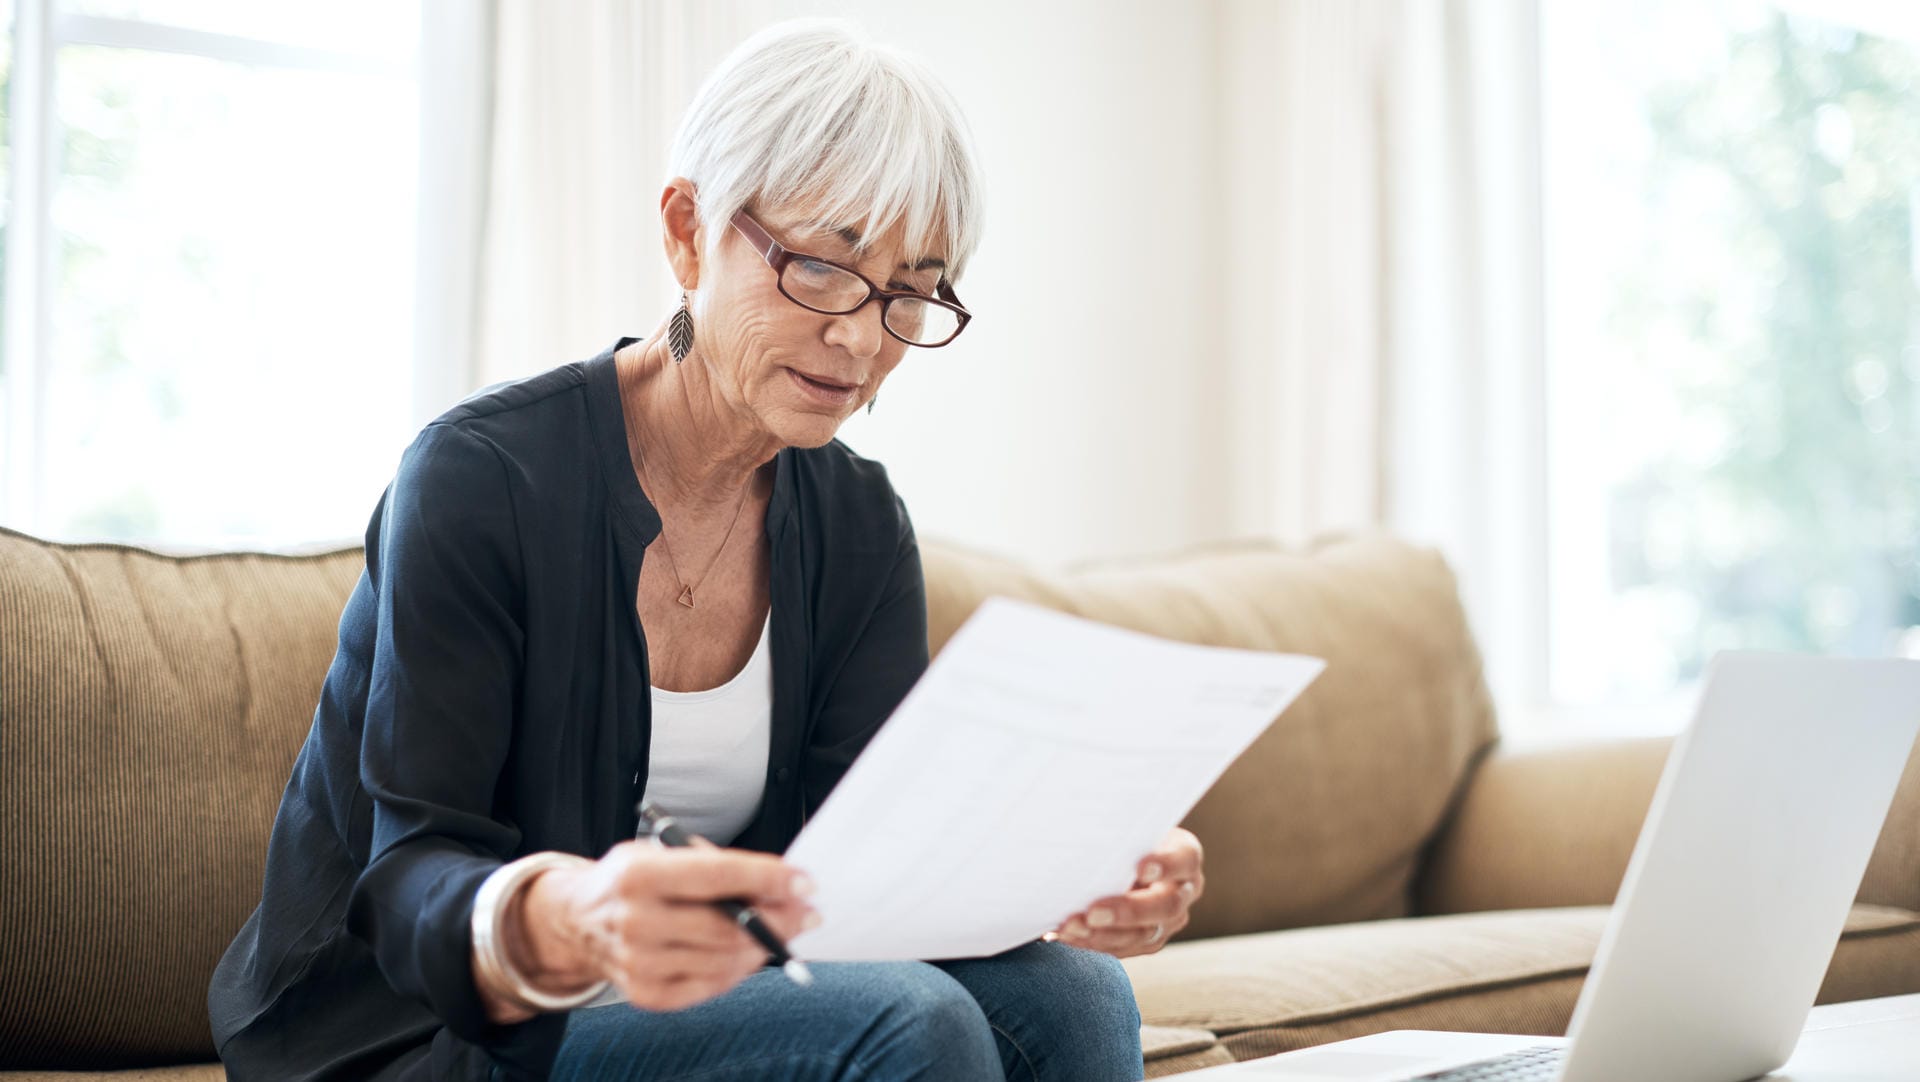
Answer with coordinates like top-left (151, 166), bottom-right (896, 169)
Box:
top-left (784, 596), bottom-right (1325, 961)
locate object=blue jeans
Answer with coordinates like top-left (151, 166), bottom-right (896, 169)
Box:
top-left (547, 939), bottom-right (1145, 1081)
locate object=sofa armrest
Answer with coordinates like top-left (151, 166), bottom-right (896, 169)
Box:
top-left (1420, 724), bottom-right (1920, 917)
top-left (1416, 737), bottom-right (1673, 915)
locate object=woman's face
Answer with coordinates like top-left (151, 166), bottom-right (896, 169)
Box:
top-left (688, 202), bottom-right (946, 450)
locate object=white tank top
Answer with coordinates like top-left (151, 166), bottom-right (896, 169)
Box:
top-left (639, 609), bottom-right (773, 847)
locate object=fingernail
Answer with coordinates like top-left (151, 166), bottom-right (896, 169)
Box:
top-left (1066, 917), bottom-right (1090, 937)
top-left (791, 873), bottom-right (816, 897)
top-left (1141, 862), bottom-right (1163, 883)
top-left (802, 911), bottom-right (823, 931)
top-left (1087, 908), bottom-right (1114, 928)
top-left (1041, 931), bottom-right (1060, 942)
top-left (1179, 881), bottom-right (1197, 900)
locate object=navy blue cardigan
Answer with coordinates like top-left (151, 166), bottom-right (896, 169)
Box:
top-left (207, 339), bottom-right (929, 1080)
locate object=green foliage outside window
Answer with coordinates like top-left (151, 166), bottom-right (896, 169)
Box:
top-left (1614, 12), bottom-right (1920, 675)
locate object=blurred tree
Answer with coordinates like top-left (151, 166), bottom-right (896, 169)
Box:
top-left (1612, 11), bottom-right (1920, 676)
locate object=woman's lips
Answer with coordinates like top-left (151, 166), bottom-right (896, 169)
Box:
top-left (787, 367), bottom-right (859, 405)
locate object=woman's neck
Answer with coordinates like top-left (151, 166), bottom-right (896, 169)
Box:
top-left (615, 335), bottom-right (780, 513)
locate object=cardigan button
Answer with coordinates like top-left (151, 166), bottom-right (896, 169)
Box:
top-left (775, 767), bottom-right (792, 784)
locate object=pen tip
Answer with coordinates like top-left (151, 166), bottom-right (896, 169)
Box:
top-left (784, 959), bottom-right (815, 987)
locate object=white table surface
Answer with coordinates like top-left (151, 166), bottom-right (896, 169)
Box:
top-left (1767, 993), bottom-right (1920, 1078)
top-left (1175, 993), bottom-right (1920, 1080)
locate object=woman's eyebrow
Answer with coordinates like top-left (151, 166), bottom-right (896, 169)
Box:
top-left (824, 223), bottom-right (947, 272)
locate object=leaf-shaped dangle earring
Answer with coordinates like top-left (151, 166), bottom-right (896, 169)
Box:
top-left (668, 291), bottom-right (694, 365)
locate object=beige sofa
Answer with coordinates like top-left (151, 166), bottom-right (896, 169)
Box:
top-left (2, 526), bottom-right (1915, 1078)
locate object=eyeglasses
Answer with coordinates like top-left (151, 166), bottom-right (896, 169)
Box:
top-left (730, 209), bottom-right (972, 348)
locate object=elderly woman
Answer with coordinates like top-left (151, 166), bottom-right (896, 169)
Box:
top-left (209, 19), bottom-right (1203, 1081)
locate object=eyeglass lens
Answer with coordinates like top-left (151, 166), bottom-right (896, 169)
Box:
top-left (779, 258), bottom-right (960, 346)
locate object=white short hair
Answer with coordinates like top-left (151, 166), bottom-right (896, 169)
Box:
top-left (668, 18), bottom-right (985, 284)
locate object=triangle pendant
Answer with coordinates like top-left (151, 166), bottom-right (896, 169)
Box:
top-left (677, 586), bottom-right (696, 609)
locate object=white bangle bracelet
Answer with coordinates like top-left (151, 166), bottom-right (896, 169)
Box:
top-left (471, 852), bottom-right (609, 1013)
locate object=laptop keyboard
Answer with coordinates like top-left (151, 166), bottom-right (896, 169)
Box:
top-left (1412, 1046), bottom-right (1565, 1081)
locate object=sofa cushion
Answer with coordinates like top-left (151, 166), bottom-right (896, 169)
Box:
top-left (6, 904), bottom-right (1910, 1081)
top-left (0, 1067), bottom-right (225, 1081)
top-left (921, 534), bottom-right (1499, 938)
top-left (0, 529), bottom-right (364, 1067)
top-left (1120, 903), bottom-right (1920, 1066)
top-left (1140, 1025), bottom-right (1233, 1077)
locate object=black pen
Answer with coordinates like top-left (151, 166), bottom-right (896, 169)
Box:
top-left (635, 800), bottom-right (815, 987)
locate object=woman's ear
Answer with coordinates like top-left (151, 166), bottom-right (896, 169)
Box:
top-left (660, 177), bottom-right (702, 291)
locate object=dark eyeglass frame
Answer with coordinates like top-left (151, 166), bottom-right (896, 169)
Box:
top-left (730, 208), bottom-right (972, 348)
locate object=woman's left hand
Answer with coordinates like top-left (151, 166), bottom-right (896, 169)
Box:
top-left (1047, 827), bottom-right (1204, 959)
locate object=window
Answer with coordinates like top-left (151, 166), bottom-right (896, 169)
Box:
top-left (1542, 1), bottom-right (1920, 725)
top-left (0, 1), bottom-right (425, 546)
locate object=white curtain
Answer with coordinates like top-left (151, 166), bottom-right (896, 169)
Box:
top-left (1218, 1), bottom-right (1392, 545)
top-left (1381, 0), bottom-right (1548, 708)
top-left (475, 1), bottom-right (778, 386)
top-left (414, 0), bottom-right (495, 425)
top-left (1219, 0), bottom-right (1546, 706)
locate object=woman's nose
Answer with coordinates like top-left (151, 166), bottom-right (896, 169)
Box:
top-left (824, 299), bottom-right (886, 358)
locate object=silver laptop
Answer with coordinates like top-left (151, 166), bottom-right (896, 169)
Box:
top-left (1184, 651), bottom-right (1920, 1082)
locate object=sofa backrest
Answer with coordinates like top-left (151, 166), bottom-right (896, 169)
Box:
top-left (0, 528), bottom-right (363, 1068)
top-left (0, 526), bottom-right (1498, 1066)
top-left (920, 533), bottom-right (1500, 940)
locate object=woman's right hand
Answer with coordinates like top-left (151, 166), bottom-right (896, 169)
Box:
top-left (502, 840), bottom-right (819, 1016)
